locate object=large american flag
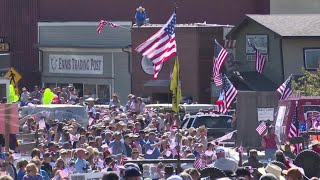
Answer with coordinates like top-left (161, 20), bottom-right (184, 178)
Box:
top-left (212, 40), bottom-right (228, 86)
top-left (248, 41), bottom-right (266, 73)
top-left (288, 105), bottom-right (301, 153)
top-left (218, 75), bottom-right (238, 113)
top-left (97, 20), bottom-right (119, 33)
top-left (136, 13), bottom-right (177, 79)
top-left (277, 74), bottom-right (293, 100)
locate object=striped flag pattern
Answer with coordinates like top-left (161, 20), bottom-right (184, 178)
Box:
top-left (256, 122), bottom-right (267, 135)
top-left (277, 74), bottom-right (293, 100)
top-left (288, 104), bottom-right (301, 153)
top-left (97, 20), bottom-right (119, 33)
top-left (213, 73), bottom-right (223, 86)
top-left (224, 40), bottom-right (236, 49)
top-left (212, 40), bottom-right (228, 86)
top-left (218, 75), bottom-right (238, 113)
top-left (59, 169), bottom-right (70, 179)
top-left (136, 13), bottom-right (177, 80)
top-left (248, 41), bottom-right (266, 73)
top-left (193, 157), bottom-right (205, 170)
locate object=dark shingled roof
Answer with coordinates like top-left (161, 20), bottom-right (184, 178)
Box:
top-left (229, 14), bottom-right (320, 37)
top-left (232, 71), bottom-right (278, 91)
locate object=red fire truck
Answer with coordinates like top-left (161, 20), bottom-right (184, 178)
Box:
top-left (275, 97), bottom-right (320, 143)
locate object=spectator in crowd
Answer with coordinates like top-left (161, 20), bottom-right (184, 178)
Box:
top-left (102, 171), bottom-right (119, 180)
top-left (16, 160), bottom-right (28, 180)
top-left (282, 168), bottom-right (304, 180)
top-left (209, 146), bottom-right (238, 173)
top-left (22, 163), bottom-right (43, 180)
top-left (262, 127), bottom-right (278, 161)
top-left (242, 149), bottom-right (263, 168)
top-left (20, 87), bottom-right (30, 105)
top-left (109, 94), bottom-right (120, 108)
top-left (30, 86), bottom-right (42, 101)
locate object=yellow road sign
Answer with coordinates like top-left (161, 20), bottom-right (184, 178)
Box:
top-left (5, 67), bottom-right (22, 85)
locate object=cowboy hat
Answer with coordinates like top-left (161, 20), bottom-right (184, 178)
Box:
top-left (258, 164), bottom-right (285, 180)
top-left (85, 97), bottom-right (96, 102)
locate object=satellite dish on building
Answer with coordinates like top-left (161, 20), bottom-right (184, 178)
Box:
top-left (141, 56), bottom-right (162, 75)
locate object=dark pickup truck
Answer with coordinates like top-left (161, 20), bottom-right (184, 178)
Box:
top-left (180, 114), bottom-right (235, 144)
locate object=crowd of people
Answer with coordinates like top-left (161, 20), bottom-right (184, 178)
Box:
top-left (0, 84), bottom-right (318, 180)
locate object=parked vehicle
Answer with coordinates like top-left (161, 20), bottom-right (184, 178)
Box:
top-left (181, 114), bottom-right (234, 139)
top-left (19, 104), bottom-right (89, 126)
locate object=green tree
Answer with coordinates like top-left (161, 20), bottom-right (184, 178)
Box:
top-left (293, 68), bottom-right (320, 96)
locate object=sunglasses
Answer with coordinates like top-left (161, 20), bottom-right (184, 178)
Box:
top-left (26, 169), bottom-right (32, 173)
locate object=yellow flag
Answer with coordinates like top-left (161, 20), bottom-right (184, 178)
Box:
top-left (170, 57), bottom-right (182, 113)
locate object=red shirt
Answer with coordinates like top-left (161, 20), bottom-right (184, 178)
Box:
top-left (263, 133), bottom-right (277, 149)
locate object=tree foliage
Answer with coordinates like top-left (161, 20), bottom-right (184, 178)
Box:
top-left (293, 68), bottom-right (320, 96)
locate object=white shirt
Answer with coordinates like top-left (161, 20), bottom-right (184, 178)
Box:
top-left (210, 157), bottom-right (238, 172)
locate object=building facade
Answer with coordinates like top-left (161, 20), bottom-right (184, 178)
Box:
top-left (37, 22), bottom-right (131, 103)
top-left (0, 0), bottom-right (269, 90)
top-left (227, 14), bottom-right (320, 87)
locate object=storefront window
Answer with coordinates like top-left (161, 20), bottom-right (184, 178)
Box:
top-left (45, 83), bottom-right (57, 90)
top-left (57, 84), bottom-right (68, 88)
top-left (304, 48), bottom-right (320, 70)
top-left (97, 85), bottom-right (110, 104)
top-left (83, 84), bottom-right (97, 99)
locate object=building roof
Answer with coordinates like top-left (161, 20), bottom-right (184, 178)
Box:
top-left (233, 71), bottom-right (278, 91)
top-left (230, 14), bottom-right (320, 37)
top-left (132, 23), bottom-right (234, 28)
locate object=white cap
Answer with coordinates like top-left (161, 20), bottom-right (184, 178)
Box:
top-left (216, 146), bottom-right (225, 153)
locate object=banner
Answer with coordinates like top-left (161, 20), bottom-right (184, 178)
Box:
top-left (49, 54), bottom-right (103, 74)
top-left (0, 104), bottom-right (19, 134)
top-left (212, 130), bottom-right (237, 143)
top-left (170, 57), bottom-right (182, 113)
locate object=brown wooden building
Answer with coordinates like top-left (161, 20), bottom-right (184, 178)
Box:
top-left (0, 0), bottom-right (269, 89)
top-left (131, 24), bottom-right (232, 103)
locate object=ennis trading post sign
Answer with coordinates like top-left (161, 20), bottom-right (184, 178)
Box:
top-left (49, 54), bottom-right (103, 75)
top-left (0, 38), bottom-right (9, 52)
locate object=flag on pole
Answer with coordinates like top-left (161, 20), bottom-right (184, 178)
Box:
top-left (277, 74), bottom-right (293, 100)
top-left (288, 104), bottom-right (301, 153)
top-left (213, 73), bottom-right (223, 87)
top-left (97, 20), bottom-right (119, 33)
top-left (218, 74), bottom-right (238, 113)
top-left (170, 57), bottom-right (182, 113)
top-left (256, 122), bottom-right (267, 135)
top-left (248, 40), bottom-right (266, 73)
top-left (212, 40), bottom-right (228, 86)
top-left (136, 13), bottom-right (177, 79)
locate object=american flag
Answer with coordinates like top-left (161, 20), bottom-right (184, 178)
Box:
top-left (97, 20), bottom-right (119, 33)
top-left (288, 105), bottom-right (301, 153)
top-left (277, 74), bottom-right (293, 100)
top-left (248, 41), bottom-right (266, 73)
top-left (212, 40), bottom-right (228, 86)
top-left (256, 122), bottom-right (267, 135)
top-left (136, 13), bottom-right (177, 80)
top-left (59, 169), bottom-right (69, 179)
top-left (213, 73), bottom-right (223, 86)
top-left (218, 75), bottom-right (238, 113)
top-left (193, 157), bottom-right (205, 170)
